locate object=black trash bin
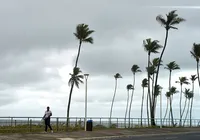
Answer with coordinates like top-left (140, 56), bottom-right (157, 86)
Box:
top-left (86, 120), bottom-right (93, 131)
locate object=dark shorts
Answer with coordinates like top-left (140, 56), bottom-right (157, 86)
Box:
top-left (45, 118), bottom-right (50, 125)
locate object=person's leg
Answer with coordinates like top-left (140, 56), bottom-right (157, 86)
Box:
top-left (45, 119), bottom-right (48, 132)
top-left (47, 118), bottom-right (53, 131)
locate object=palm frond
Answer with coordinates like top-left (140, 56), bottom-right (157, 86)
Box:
top-left (82, 37), bottom-right (94, 44)
top-left (190, 74), bottom-right (197, 82)
top-left (68, 67), bottom-right (84, 88)
top-left (131, 65), bottom-right (141, 74)
top-left (165, 61), bottom-right (180, 71)
top-left (74, 23), bottom-right (94, 43)
top-left (157, 10), bottom-right (185, 30)
top-left (143, 38), bottom-right (162, 54)
top-left (127, 84), bottom-right (133, 90)
top-left (114, 73), bottom-right (122, 79)
top-left (142, 78), bottom-right (148, 88)
top-left (156, 15), bottom-right (166, 26)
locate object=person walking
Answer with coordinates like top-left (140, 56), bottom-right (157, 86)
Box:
top-left (43, 106), bottom-right (53, 133)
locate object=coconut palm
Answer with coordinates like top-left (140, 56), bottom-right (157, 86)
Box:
top-left (175, 77), bottom-right (190, 126)
top-left (109, 73), bottom-right (122, 126)
top-left (183, 89), bottom-right (193, 126)
top-left (154, 10), bottom-right (185, 125)
top-left (141, 78), bottom-right (148, 126)
top-left (66, 24), bottom-right (94, 130)
top-left (143, 39), bottom-right (162, 125)
top-left (163, 61), bottom-right (180, 122)
top-left (190, 75), bottom-right (197, 127)
top-left (74, 24), bottom-right (94, 67)
top-left (165, 61), bottom-right (180, 89)
top-left (125, 84), bottom-right (133, 128)
top-left (190, 43), bottom-right (200, 87)
top-left (166, 86), bottom-right (179, 126)
top-left (128, 65), bottom-right (141, 128)
top-left (146, 58), bottom-right (163, 124)
top-left (66, 67), bottom-right (84, 130)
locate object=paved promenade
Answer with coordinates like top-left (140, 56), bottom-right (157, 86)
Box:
top-left (0, 128), bottom-right (200, 140)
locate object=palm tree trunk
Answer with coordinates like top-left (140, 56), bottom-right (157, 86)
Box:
top-left (125, 90), bottom-right (129, 128)
top-left (169, 71), bottom-right (173, 99)
top-left (169, 71), bottom-right (173, 125)
top-left (169, 71), bottom-right (172, 89)
top-left (163, 98), bottom-right (169, 123)
top-left (147, 53), bottom-right (153, 126)
top-left (147, 92), bottom-right (150, 126)
top-left (152, 74), bottom-right (157, 116)
top-left (183, 99), bottom-right (190, 126)
top-left (66, 81), bottom-right (75, 131)
top-left (153, 29), bottom-right (169, 126)
top-left (154, 97), bottom-right (157, 115)
top-left (74, 40), bottom-right (82, 68)
top-left (179, 84), bottom-right (183, 126)
top-left (190, 81), bottom-right (194, 127)
top-left (141, 87), bottom-right (145, 126)
top-left (128, 74), bottom-right (135, 128)
top-left (169, 96), bottom-right (175, 126)
top-left (109, 78), bottom-right (117, 127)
top-left (181, 97), bottom-right (187, 123)
top-left (66, 41), bottom-right (82, 131)
top-left (152, 74), bottom-right (154, 100)
top-left (197, 61), bottom-right (200, 87)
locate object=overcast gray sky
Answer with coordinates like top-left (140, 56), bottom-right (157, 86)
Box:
top-left (0, 0), bottom-right (200, 121)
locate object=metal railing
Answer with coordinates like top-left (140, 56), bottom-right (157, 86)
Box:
top-left (0, 117), bottom-right (199, 133)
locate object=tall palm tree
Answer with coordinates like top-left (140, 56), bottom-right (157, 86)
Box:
top-left (125, 84), bottom-right (133, 128)
top-left (66, 24), bottom-right (94, 130)
top-left (165, 61), bottom-right (180, 89)
top-left (190, 75), bottom-right (197, 127)
top-left (190, 43), bottom-right (200, 87)
top-left (166, 86), bottom-right (179, 126)
top-left (141, 78), bottom-right (148, 126)
top-left (73, 24), bottom-right (94, 67)
top-left (109, 73), bottom-right (122, 126)
top-left (175, 77), bottom-right (190, 126)
top-left (66, 67), bottom-right (84, 130)
top-left (183, 89), bottom-right (193, 126)
top-left (143, 38), bottom-right (162, 125)
top-left (164, 61), bottom-right (180, 122)
top-left (154, 10), bottom-right (185, 125)
top-left (128, 65), bottom-right (141, 128)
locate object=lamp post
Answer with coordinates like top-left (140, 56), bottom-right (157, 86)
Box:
top-left (84, 73), bottom-right (89, 131)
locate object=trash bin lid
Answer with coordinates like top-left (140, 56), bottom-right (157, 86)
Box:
top-left (87, 120), bottom-right (93, 122)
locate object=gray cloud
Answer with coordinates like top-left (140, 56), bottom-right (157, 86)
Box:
top-left (0, 50), bottom-right (61, 87)
top-left (78, 9), bottom-right (200, 76)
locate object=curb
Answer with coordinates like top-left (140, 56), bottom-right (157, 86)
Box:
top-left (77, 131), bottom-right (200, 140)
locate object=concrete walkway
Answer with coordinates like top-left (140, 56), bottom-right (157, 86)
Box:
top-left (0, 128), bottom-right (200, 140)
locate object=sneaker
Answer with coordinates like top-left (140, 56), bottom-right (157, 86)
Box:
top-left (51, 130), bottom-right (53, 133)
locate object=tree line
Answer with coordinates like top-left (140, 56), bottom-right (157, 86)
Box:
top-left (66, 10), bottom-right (200, 130)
